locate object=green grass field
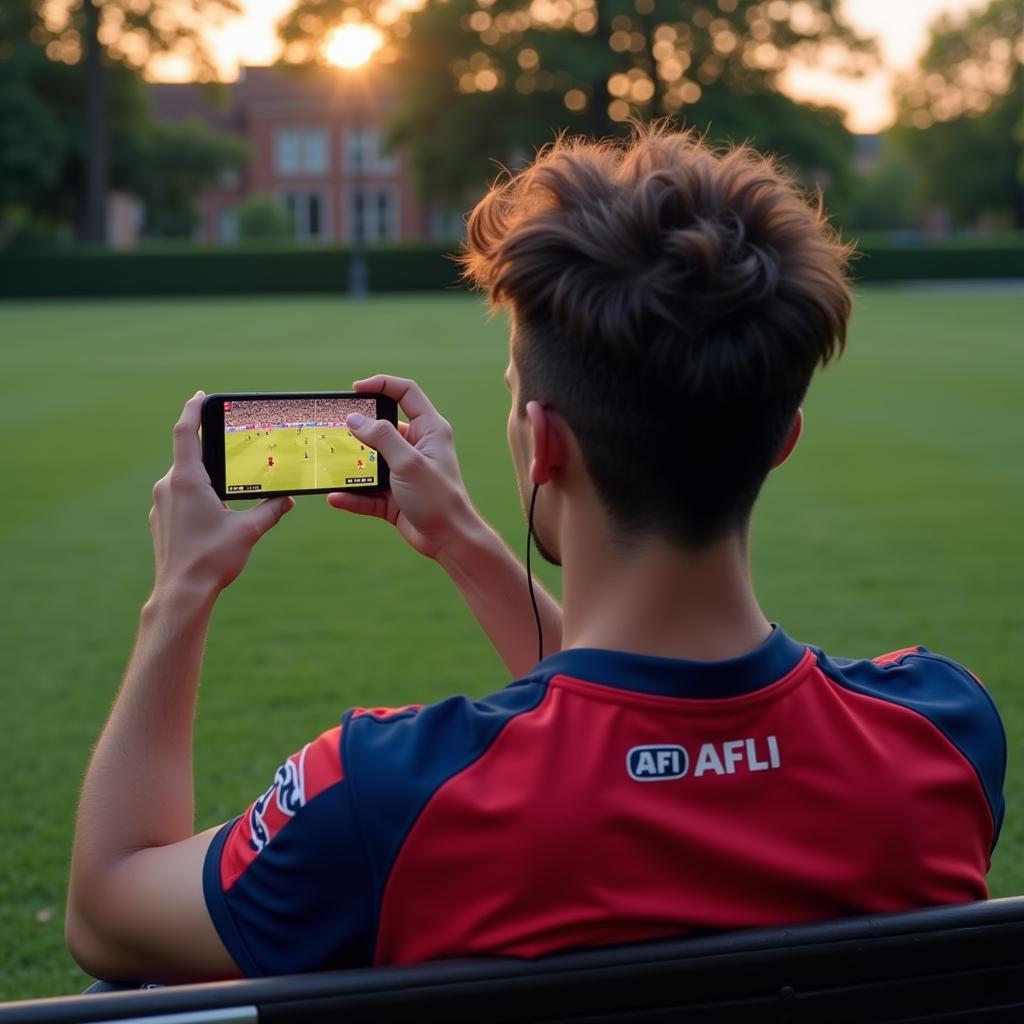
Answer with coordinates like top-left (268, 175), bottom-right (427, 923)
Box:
top-left (0, 289), bottom-right (1021, 1001)
top-left (226, 426), bottom-right (379, 493)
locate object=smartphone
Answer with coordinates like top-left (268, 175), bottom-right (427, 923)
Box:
top-left (201, 392), bottom-right (397, 500)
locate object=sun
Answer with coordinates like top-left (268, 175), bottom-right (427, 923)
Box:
top-left (324, 23), bottom-right (384, 69)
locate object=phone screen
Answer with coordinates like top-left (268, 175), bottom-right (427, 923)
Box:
top-left (222, 396), bottom-right (382, 494)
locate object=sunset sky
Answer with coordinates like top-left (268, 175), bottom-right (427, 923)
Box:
top-left (184, 0), bottom-right (986, 133)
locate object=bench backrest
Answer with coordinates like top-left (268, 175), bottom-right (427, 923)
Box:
top-left (3, 897), bottom-right (1023, 1023)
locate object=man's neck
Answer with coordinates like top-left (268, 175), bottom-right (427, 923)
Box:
top-left (559, 520), bottom-right (771, 664)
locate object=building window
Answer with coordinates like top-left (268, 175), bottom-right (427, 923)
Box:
top-left (343, 128), bottom-right (398, 175)
top-left (275, 128), bottom-right (329, 175)
top-left (219, 167), bottom-right (241, 190)
top-left (217, 208), bottom-right (238, 244)
top-left (346, 187), bottom-right (399, 243)
top-left (306, 131), bottom-right (327, 173)
top-left (284, 190), bottom-right (328, 241)
top-left (429, 206), bottom-right (465, 242)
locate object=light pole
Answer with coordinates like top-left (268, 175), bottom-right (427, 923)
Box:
top-left (325, 22), bottom-right (383, 299)
top-left (349, 105), bottom-right (369, 298)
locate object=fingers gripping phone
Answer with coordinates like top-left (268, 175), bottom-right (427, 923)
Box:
top-left (201, 392), bottom-right (398, 500)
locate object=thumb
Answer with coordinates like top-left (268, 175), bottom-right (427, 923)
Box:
top-left (346, 414), bottom-right (415, 474)
top-left (243, 496), bottom-right (294, 539)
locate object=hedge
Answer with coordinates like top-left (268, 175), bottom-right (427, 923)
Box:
top-left (0, 245), bottom-right (464, 299)
top-left (0, 239), bottom-right (1021, 299)
top-left (852, 239), bottom-right (1024, 282)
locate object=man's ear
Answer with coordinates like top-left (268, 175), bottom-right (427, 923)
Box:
top-left (772, 409), bottom-right (803, 469)
top-left (526, 401), bottom-right (566, 485)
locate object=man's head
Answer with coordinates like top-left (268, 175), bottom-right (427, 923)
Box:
top-left (462, 124), bottom-right (852, 558)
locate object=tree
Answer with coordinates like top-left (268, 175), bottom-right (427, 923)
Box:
top-left (33, 0), bottom-right (240, 241)
top-left (0, 56), bottom-right (68, 228)
top-left (236, 193), bottom-right (294, 241)
top-left (845, 137), bottom-right (923, 231)
top-left (277, 0), bottom-right (874, 213)
top-left (127, 118), bottom-right (249, 238)
top-left (894, 0), bottom-right (1023, 229)
top-left (0, 2), bottom-right (68, 229)
top-left (1, 0), bottom-right (248, 244)
top-left (1, 68), bottom-right (248, 245)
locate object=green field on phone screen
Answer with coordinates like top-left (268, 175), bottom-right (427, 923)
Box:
top-left (0, 289), bottom-right (1021, 1001)
top-left (225, 426), bottom-right (378, 493)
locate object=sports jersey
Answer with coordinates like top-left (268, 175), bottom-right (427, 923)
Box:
top-left (202, 625), bottom-right (1006, 977)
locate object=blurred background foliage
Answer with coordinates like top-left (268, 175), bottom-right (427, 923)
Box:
top-left (280, 0), bottom-right (872, 213)
top-left (893, 0), bottom-right (1023, 229)
top-left (1, 0), bottom-right (1022, 244)
top-left (0, 0), bottom-right (247, 243)
top-left (235, 192), bottom-right (296, 241)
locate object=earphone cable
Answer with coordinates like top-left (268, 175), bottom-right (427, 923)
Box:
top-left (526, 483), bottom-right (544, 665)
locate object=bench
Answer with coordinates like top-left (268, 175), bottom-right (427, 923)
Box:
top-left (3, 897), bottom-right (1023, 1023)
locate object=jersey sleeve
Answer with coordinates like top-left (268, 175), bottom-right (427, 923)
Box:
top-left (202, 723), bottom-right (374, 976)
top-left (881, 648), bottom-right (1006, 844)
top-left (825, 645), bottom-right (1007, 850)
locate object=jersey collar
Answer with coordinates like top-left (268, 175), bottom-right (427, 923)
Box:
top-left (531, 624), bottom-right (807, 699)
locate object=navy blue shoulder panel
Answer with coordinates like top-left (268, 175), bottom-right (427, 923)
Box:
top-left (814, 647), bottom-right (1006, 844)
top-left (205, 780), bottom-right (375, 975)
top-left (342, 677), bottom-right (550, 949)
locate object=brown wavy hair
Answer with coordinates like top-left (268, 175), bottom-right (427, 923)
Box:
top-left (461, 124), bottom-right (853, 548)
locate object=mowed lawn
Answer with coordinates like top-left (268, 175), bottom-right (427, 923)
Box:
top-left (0, 289), bottom-right (1021, 1000)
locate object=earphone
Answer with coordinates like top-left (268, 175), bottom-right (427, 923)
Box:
top-left (526, 482), bottom-right (544, 664)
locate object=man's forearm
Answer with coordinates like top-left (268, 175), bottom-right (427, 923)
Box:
top-left (437, 517), bottom-right (562, 678)
top-left (70, 585), bottom-right (214, 911)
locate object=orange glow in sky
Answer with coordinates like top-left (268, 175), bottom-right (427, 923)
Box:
top-left (323, 22), bottom-right (384, 68)
top-left (781, 0), bottom-right (989, 132)
top-left (155, 0), bottom-right (988, 134)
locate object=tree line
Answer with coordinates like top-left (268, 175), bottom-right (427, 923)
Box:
top-left (1, 0), bottom-right (1020, 246)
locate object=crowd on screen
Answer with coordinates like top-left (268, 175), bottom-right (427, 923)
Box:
top-left (224, 398), bottom-right (376, 430)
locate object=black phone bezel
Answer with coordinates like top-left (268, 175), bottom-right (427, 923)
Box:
top-left (201, 391), bottom-right (397, 501)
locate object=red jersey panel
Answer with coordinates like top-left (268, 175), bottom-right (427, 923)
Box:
top-left (203, 627), bottom-right (1005, 976)
top-left (375, 650), bottom-right (993, 962)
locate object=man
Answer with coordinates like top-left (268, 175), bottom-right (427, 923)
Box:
top-left (66, 127), bottom-right (1005, 984)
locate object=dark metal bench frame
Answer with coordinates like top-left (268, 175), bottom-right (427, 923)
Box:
top-left (3, 897), bottom-right (1023, 1023)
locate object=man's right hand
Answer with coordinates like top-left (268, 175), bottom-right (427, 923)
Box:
top-left (332, 373), bottom-right (563, 675)
top-left (327, 375), bottom-right (479, 560)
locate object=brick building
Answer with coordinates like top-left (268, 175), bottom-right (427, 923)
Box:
top-left (152, 66), bottom-right (460, 245)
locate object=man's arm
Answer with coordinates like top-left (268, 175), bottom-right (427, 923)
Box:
top-left (67, 392), bottom-right (293, 983)
top-left (329, 375), bottom-right (562, 678)
top-left (435, 515), bottom-right (562, 677)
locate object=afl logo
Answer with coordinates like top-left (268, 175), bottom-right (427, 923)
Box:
top-left (627, 744), bottom-right (688, 781)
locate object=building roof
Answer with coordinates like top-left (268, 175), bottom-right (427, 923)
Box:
top-left (151, 64), bottom-right (399, 127)
top-left (150, 82), bottom-right (241, 131)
